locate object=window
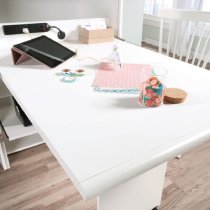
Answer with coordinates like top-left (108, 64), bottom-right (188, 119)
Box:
top-left (144, 0), bottom-right (210, 15)
top-left (144, 0), bottom-right (173, 15)
top-left (202, 0), bottom-right (210, 11)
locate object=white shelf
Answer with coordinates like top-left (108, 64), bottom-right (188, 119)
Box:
top-left (0, 104), bottom-right (37, 141)
top-left (0, 80), bottom-right (11, 99)
top-left (5, 133), bottom-right (43, 155)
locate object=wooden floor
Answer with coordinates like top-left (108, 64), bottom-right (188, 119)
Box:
top-left (0, 141), bottom-right (210, 210)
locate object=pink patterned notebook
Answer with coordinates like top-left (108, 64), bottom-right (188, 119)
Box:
top-left (92, 62), bottom-right (151, 89)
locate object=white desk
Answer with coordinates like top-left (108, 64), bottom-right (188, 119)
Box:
top-left (1, 20), bottom-right (210, 210)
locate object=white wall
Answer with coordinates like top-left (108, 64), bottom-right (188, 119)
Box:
top-left (1, 0), bottom-right (85, 23)
top-left (0, 0), bottom-right (119, 34)
top-left (0, 0), bottom-right (8, 22)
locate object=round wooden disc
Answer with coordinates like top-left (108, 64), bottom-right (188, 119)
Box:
top-left (164, 88), bottom-right (187, 104)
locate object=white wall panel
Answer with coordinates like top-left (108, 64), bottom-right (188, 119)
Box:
top-left (0, 0), bottom-right (119, 34)
top-left (0, 0), bottom-right (8, 22)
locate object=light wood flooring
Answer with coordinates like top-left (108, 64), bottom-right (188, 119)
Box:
top-left (0, 141), bottom-right (210, 210)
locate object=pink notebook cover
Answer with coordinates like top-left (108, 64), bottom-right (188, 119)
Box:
top-left (92, 62), bottom-right (151, 89)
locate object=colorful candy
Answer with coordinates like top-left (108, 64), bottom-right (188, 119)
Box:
top-left (139, 76), bottom-right (164, 107)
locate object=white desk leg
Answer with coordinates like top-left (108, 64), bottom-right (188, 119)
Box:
top-left (0, 141), bottom-right (10, 170)
top-left (97, 163), bottom-right (167, 210)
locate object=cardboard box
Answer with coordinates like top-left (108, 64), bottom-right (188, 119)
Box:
top-left (79, 27), bottom-right (114, 44)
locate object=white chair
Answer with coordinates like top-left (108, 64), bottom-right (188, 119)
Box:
top-left (158, 8), bottom-right (210, 69)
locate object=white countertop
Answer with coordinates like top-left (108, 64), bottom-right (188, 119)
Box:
top-left (1, 21), bottom-right (210, 199)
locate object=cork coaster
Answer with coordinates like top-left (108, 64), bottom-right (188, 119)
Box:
top-left (164, 88), bottom-right (187, 104)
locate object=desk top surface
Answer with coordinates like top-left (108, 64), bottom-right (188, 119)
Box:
top-left (1, 26), bottom-right (210, 199)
